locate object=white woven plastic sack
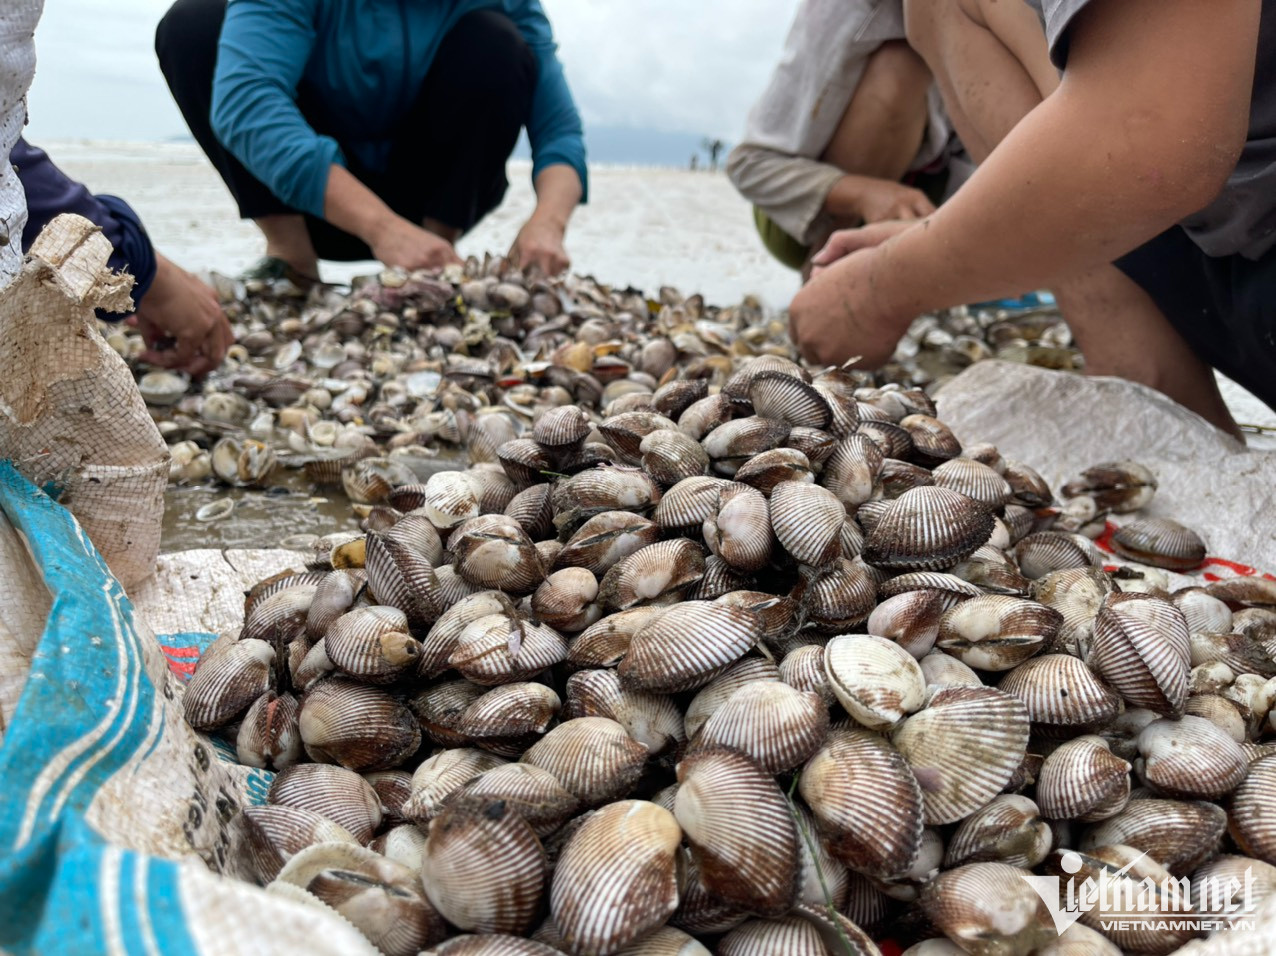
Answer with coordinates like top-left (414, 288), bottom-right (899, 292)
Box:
top-left (0, 463), bottom-right (376, 955)
top-left (0, 214), bottom-right (170, 591)
top-left (0, 0), bottom-right (41, 284)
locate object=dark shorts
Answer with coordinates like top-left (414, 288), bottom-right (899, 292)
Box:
top-left (1115, 226), bottom-right (1276, 412)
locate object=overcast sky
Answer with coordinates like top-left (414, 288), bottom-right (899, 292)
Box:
top-left (25, 0), bottom-right (802, 145)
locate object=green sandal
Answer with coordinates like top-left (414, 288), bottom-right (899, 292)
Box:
top-left (239, 256), bottom-right (324, 294)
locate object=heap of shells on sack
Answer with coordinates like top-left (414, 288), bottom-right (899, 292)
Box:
top-left (106, 257), bottom-right (1074, 516)
top-left (176, 291), bottom-right (1276, 956)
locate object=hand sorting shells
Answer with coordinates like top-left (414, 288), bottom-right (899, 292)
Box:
top-left (159, 260), bottom-right (1276, 956)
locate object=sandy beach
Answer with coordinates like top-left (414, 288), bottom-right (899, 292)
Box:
top-left (45, 138), bottom-right (1276, 438)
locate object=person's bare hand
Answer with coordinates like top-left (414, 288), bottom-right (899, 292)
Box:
top-left (854, 180), bottom-right (935, 224)
top-left (810, 220), bottom-right (918, 279)
top-left (370, 216), bottom-right (462, 271)
top-left (134, 254), bottom-right (232, 378)
top-left (509, 214), bottom-right (570, 276)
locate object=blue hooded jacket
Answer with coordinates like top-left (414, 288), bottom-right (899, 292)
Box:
top-left (210, 0), bottom-right (587, 220)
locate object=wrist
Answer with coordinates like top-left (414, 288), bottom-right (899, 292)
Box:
top-left (527, 207), bottom-right (569, 233)
top-left (824, 175), bottom-right (869, 221)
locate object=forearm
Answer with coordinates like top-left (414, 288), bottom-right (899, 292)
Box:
top-left (727, 144), bottom-right (844, 243)
top-left (529, 164), bottom-right (581, 230)
top-left (322, 164), bottom-right (397, 245)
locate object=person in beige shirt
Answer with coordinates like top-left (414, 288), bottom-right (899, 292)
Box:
top-left (727, 0), bottom-right (969, 275)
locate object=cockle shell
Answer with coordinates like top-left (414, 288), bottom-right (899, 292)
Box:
top-left (567, 606), bottom-right (666, 671)
top-left (365, 524), bottom-right (439, 631)
top-left (448, 615), bottom-right (568, 686)
top-left (641, 428), bottom-right (710, 486)
top-left (692, 680), bottom-right (828, 772)
top-left (237, 690), bottom-right (302, 770)
top-left (183, 638), bottom-right (275, 731)
top-left (701, 416), bottom-right (791, 476)
top-left (1014, 532), bottom-right (1103, 580)
top-left (770, 481), bottom-right (844, 567)
top-left (799, 728), bottom-right (924, 880)
top-left (1230, 755), bottom-right (1276, 865)
top-left (450, 515), bottom-right (545, 596)
top-left (942, 795), bottom-right (1051, 869)
top-left (553, 511), bottom-right (661, 576)
top-left (237, 805), bottom-right (359, 884)
top-left (550, 800), bottom-right (682, 955)
top-left (521, 717), bottom-right (648, 806)
top-left (703, 482), bottom-right (773, 572)
top-left (1062, 460), bottom-right (1157, 512)
top-left (795, 558), bottom-right (878, 632)
top-left (733, 447), bottom-right (813, 495)
top-left (563, 669), bottom-right (685, 754)
top-left (1136, 715), bottom-right (1247, 799)
top-left (997, 654), bottom-right (1122, 730)
top-left (862, 486), bottom-right (993, 572)
top-left (930, 457), bottom-right (1012, 509)
top-left (267, 763), bottom-right (382, 844)
top-left (298, 678), bottom-right (421, 772)
top-left (241, 583), bottom-right (317, 644)
top-left (867, 590), bottom-right (950, 658)
top-left (935, 596), bottom-right (1060, 671)
top-left (747, 371), bottom-right (831, 429)
top-left (599, 538), bottom-right (705, 611)
top-left (599, 412), bottom-right (680, 463)
top-left (454, 682), bottom-right (561, 756)
top-left (619, 600), bottom-right (762, 693)
top-left (683, 657), bottom-right (781, 739)
top-left (1111, 517), bottom-right (1207, 572)
top-left (825, 634), bottom-right (925, 730)
top-left (421, 798), bottom-right (547, 936)
top-left (505, 483), bottom-right (555, 541)
top-left (778, 644), bottom-right (833, 705)
top-left (1090, 594), bottom-right (1190, 717)
top-left (403, 749), bottom-right (507, 824)
top-left (674, 747), bottom-right (799, 916)
top-left (447, 762), bottom-right (579, 838)
top-left (920, 863), bottom-right (1053, 956)
top-left (1080, 798), bottom-right (1226, 874)
top-left (325, 606), bottom-right (420, 684)
top-left (892, 685), bottom-right (1030, 825)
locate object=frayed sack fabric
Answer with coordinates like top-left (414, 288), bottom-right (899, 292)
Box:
top-left (0, 214), bottom-right (169, 590)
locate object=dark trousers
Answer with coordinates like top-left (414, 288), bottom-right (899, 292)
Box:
top-left (155, 0), bottom-right (536, 260)
top-left (1115, 227), bottom-right (1276, 413)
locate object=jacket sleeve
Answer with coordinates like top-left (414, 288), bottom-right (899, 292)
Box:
top-left (211, 0), bottom-right (342, 218)
top-left (726, 143), bottom-right (844, 245)
top-left (504, 0), bottom-right (588, 203)
top-left (13, 139), bottom-right (158, 311)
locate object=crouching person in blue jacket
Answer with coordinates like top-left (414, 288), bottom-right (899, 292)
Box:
top-left (155, 0), bottom-right (588, 286)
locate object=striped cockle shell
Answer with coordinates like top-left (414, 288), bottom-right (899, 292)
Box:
top-left (799, 728), bottom-right (924, 880)
top-left (861, 486), bottom-right (993, 572)
top-left (306, 570), bottom-right (365, 641)
top-left (563, 668), bottom-right (685, 754)
top-left (812, 384), bottom-right (861, 440)
top-left (918, 651), bottom-right (984, 689)
top-left (448, 614), bottom-right (568, 686)
top-left (784, 426), bottom-right (836, 466)
top-left (566, 606), bottom-right (666, 671)
top-left (949, 545), bottom-right (1031, 597)
top-left (677, 394), bottom-right (741, 441)
top-left (920, 863), bottom-right (1053, 956)
top-left (447, 763), bottom-right (579, 838)
top-left (274, 842), bottom-right (446, 956)
top-left (892, 685), bottom-right (1030, 825)
top-left (820, 434), bottom-right (883, 509)
top-left (878, 458), bottom-right (934, 499)
top-left (641, 427), bottom-right (711, 486)
top-left (930, 457), bottom-right (1012, 508)
top-left (609, 926), bottom-right (709, 955)
top-left (421, 469), bottom-right (482, 528)
top-left (867, 589), bottom-right (950, 658)
top-left (504, 483), bottom-right (555, 541)
top-left (824, 634), bottom-right (925, 730)
top-left (450, 515), bottom-right (545, 596)
top-left (716, 917), bottom-right (840, 956)
top-left (1173, 588), bottom-right (1234, 636)
top-left (598, 538), bottom-right (705, 611)
top-left (898, 414), bottom-right (960, 464)
top-left (703, 482), bottom-right (773, 572)
top-left (1192, 855), bottom-right (1276, 918)
top-left (1030, 566), bottom-right (1115, 658)
top-left (241, 583), bottom-right (317, 644)
top-left (531, 568), bottom-right (601, 633)
top-left (553, 511), bottom-right (661, 576)
top-left (1135, 715), bottom-right (1247, 799)
top-left (778, 644), bottom-right (834, 705)
top-left (1112, 516), bottom-right (1207, 572)
top-left (466, 463), bottom-right (518, 514)
top-left (1230, 757), bottom-right (1276, 866)
top-left (1061, 460), bottom-right (1157, 512)
top-left (418, 591), bottom-right (511, 678)
top-left (789, 802), bottom-right (850, 910)
top-left (691, 557), bottom-right (756, 600)
top-left (651, 378), bottom-right (709, 420)
top-left (364, 769), bottom-right (413, 828)
top-left (693, 680), bottom-right (828, 772)
top-left (1090, 594), bottom-right (1190, 717)
top-left (496, 438), bottom-right (553, 487)
top-left (770, 481), bottom-right (844, 567)
top-left (454, 682), bottom-right (561, 756)
top-left (1003, 459), bottom-right (1054, 508)
top-left (935, 596), bottom-right (1061, 671)
top-left (879, 572), bottom-right (982, 602)
top-left (701, 416), bottom-right (791, 475)
top-left (403, 749), bottom-right (507, 824)
top-left (722, 355), bottom-right (808, 399)
top-left (244, 569), bottom-right (327, 620)
top-left (293, 639), bottom-right (334, 692)
top-left (619, 600), bottom-right (762, 693)
top-left (715, 590), bottom-right (798, 645)
top-left (653, 476), bottom-right (729, 531)
top-left (598, 411), bottom-right (680, 463)
top-left (668, 853), bottom-right (750, 936)
top-left (942, 795), bottom-right (1051, 869)
top-left (674, 746), bottom-right (800, 916)
top-left (550, 800), bottom-right (682, 955)
top-left (733, 447), bottom-right (813, 495)
top-left (997, 654), bottom-right (1122, 729)
top-left (747, 370), bottom-right (832, 429)
top-left (684, 657), bottom-right (782, 739)
top-left (298, 678), bottom-right (421, 772)
top-left (325, 605), bottom-right (420, 684)
top-left (1184, 692), bottom-right (1248, 741)
top-left (266, 763), bottom-right (383, 844)
top-left (183, 638), bottom-right (275, 731)
top-left (795, 558), bottom-right (878, 632)
top-left (532, 405), bottom-right (590, 455)
top-left (237, 805), bottom-right (359, 884)
top-left (1013, 531), bottom-right (1103, 580)
top-left (237, 690), bottom-right (302, 770)
top-left (365, 525), bottom-right (439, 631)
top-left (521, 716), bottom-right (649, 806)
top-left (421, 798), bottom-right (547, 936)
top-left (465, 413), bottom-right (520, 465)
top-left (1208, 576), bottom-right (1276, 610)
top-left (1080, 798), bottom-right (1226, 874)
top-left (368, 822), bottom-right (427, 871)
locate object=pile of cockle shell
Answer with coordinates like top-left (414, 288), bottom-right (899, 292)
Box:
top-left (179, 344), bottom-right (1276, 956)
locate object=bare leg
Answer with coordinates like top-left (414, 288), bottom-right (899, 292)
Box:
top-left (255, 214), bottom-right (320, 280)
top-left (905, 0), bottom-right (1240, 437)
top-left (821, 40), bottom-right (932, 181)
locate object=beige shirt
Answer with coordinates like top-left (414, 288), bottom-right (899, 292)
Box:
top-left (727, 0), bottom-right (955, 245)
